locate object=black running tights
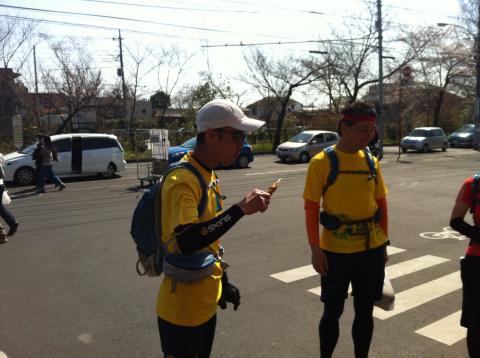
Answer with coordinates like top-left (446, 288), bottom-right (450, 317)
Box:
top-left (467, 327), bottom-right (480, 358)
top-left (319, 298), bottom-right (374, 358)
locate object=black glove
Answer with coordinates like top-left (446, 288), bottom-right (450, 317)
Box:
top-left (218, 271), bottom-right (241, 311)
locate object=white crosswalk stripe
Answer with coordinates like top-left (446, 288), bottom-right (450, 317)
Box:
top-left (373, 271), bottom-right (462, 320)
top-left (307, 255), bottom-right (450, 296)
top-left (270, 246), bottom-right (406, 284)
top-left (415, 311), bottom-right (466, 346)
top-left (270, 246), bottom-right (466, 346)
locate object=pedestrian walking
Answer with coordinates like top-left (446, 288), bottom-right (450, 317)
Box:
top-left (0, 152), bottom-right (19, 243)
top-left (36, 136), bottom-right (65, 194)
top-left (449, 174), bottom-right (480, 357)
top-left (32, 134), bottom-right (44, 191)
top-left (303, 101), bottom-right (389, 358)
top-left (156, 99), bottom-right (271, 358)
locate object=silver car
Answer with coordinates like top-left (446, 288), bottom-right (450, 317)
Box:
top-left (400, 127), bottom-right (448, 153)
top-left (276, 130), bottom-right (339, 163)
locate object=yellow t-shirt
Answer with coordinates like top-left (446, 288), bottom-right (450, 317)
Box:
top-left (156, 153), bottom-right (223, 326)
top-left (303, 146), bottom-right (388, 253)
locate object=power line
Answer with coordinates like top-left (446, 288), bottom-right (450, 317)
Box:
top-left (0, 4), bottom-right (288, 39)
top-left (0, 14), bottom-right (205, 41)
top-left (383, 3), bottom-right (459, 21)
top-left (78, 0), bottom-right (258, 13)
top-left (200, 0), bottom-right (324, 14)
top-left (201, 36), bottom-right (375, 48)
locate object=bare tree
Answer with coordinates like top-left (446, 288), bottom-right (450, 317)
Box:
top-left (414, 28), bottom-right (473, 127)
top-left (41, 38), bottom-right (103, 134)
top-left (310, 2), bottom-right (430, 107)
top-left (124, 42), bottom-right (156, 130)
top-left (154, 45), bottom-right (193, 127)
top-left (0, 16), bottom-right (39, 72)
top-left (242, 48), bottom-right (326, 150)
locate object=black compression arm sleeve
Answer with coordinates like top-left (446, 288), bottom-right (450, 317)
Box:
top-left (175, 205), bottom-right (245, 255)
top-left (450, 217), bottom-right (480, 244)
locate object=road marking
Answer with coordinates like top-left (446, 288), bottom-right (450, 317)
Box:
top-left (387, 246), bottom-right (406, 255)
top-left (307, 255), bottom-right (449, 297)
top-left (386, 255), bottom-right (450, 279)
top-left (373, 271), bottom-right (461, 320)
top-left (270, 246), bottom-right (405, 284)
top-left (78, 332), bottom-right (93, 344)
top-left (245, 168), bottom-right (307, 176)
top-left (415, 311), bottom-right (466, 346)
top-left (270, 264), bottom-right (316, 283)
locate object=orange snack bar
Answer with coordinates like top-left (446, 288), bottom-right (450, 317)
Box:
top-left (267, 178), bottom-right (282, 195)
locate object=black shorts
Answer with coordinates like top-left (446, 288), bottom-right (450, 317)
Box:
top-left (320, 245), bottom-right (385, 303)
top-left (158, 314), bottom-right (216, 357)
top-left (460, 255), bottom-right (480, 328)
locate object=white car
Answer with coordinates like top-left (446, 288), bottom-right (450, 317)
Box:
top-left (4, 133), bottom-right (127, 185)
top-left (276, 130), bottom-right (340, 163)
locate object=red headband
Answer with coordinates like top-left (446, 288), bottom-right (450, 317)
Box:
top-left (342, 114), bottom-right (376, 123)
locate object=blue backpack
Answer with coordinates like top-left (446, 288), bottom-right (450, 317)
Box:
top-left (322, 145), bottom-right (377, 194)
top-left (130, 161), bottom-right (212, 277)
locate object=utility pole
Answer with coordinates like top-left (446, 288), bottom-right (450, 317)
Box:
top-left (474, 2), bottom-right (480, 149)
top-left (114, 29), bottom-right (129, 136)
top-left (376, 0), bottom-right (384, 160)
top-left (33, 45), bottom-right (40, 129)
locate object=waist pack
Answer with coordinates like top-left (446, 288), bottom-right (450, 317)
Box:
top-left (130, 160), bottom-right (217, 282)
top-left (320, 210), bottom-right (381, 230)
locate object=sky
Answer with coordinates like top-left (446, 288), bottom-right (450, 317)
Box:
top-left (0, 0), bottom-right (464, 106)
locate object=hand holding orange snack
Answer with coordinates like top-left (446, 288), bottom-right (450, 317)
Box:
top-left (267, 178), bottom-right (282, 195)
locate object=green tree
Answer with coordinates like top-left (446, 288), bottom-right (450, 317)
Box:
top-left (150, 90), bottom-right (171, 127)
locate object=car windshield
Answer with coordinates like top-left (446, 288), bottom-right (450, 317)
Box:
top-left (180, 137), bottom-right (197, 148)
top-left (409, 129), bottom-right (428, 137)
top-left (18, 143), bottom-right (37, 154)
top-left (457, 124), bottom-right (474, 133)
top-left (288, 132), bottom-right (313, 143)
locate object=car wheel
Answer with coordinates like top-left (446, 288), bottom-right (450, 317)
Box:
top-left (14, 166), bottom-right (35, 185)
top-left (442, 143), bottom-right (448, 152)
top-left (237, 155), bottom-right (249, 169)
top-left (299, 152), bottom-right (310, 163)
top-left (100, 162), bottom-right (117, 178)
top-left (401, 147), bottom-right (407, 153)
top-left (422, 144), bottom-right (429, 153)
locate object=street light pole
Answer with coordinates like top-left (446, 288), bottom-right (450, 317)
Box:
top-left (474, 1), bottom-right (480, 149)
top-left (376, 0), bottom-right (384, 160)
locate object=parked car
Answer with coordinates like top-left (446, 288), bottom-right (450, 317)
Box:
top-left (400, 127), bottom-right (448, 153)
top-left (4, 133), bottom-right (126, 185)
top-left (168, 136), bottom-right (254, 168)
top-left (276, 130), bottom-right (339, 163)
top-left (448, 123), bottom-right (474, 148)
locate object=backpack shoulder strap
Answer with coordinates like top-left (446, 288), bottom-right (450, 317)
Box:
top-left (323, 146), bottom-right (338, 195)
top-left (470, 172), bottom-right (480, 213)
top-left (363, 148), bottom-right (377, 184)
top-left (168, 161), bottom-right (209, 216)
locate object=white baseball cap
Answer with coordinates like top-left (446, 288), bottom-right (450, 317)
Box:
top-left (196, 99), bottom-right (265, 133)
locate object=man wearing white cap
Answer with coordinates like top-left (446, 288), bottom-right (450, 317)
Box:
top-left (156, 99), bottom-right (271, 358)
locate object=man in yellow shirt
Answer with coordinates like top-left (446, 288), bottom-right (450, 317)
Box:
top-left (157, 99), bottom-right (271, 358)
top-left (303, 101), bottom-right (389, 358)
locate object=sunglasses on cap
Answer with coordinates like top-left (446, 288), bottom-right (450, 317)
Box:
top-left (214, 128), bottom-right (246, 142)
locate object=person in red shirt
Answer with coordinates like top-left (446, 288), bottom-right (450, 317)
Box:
top-left (450, 175), bottom-right (480, 358)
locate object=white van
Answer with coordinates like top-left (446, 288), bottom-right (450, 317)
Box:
top-left (4, 133), bottom-right (127, 185)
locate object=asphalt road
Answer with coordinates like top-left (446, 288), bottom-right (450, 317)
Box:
top-left (1, 147), bottom-right (479, 358)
